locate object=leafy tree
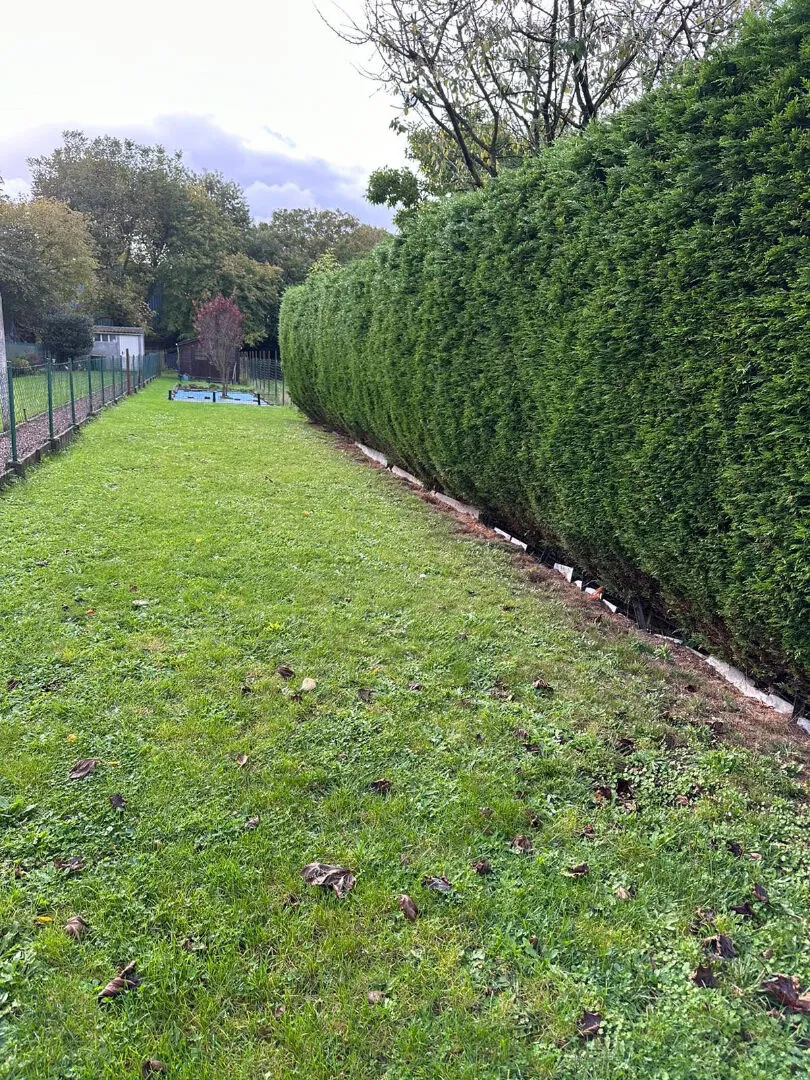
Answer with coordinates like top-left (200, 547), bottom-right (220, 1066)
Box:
top-left (366, 167), bottom-right (424, 226)
top-left (0, 197), bottom-right (97, 336)
top-left (307, 250), bottom-right (341, 277)
top-left (247, 209), bottom-right (366, 285)
top-left (38, 309), bottom-right (94, 361)
top-left (194, 294), bottom-right (245, 398)
top-left (337, 0), bottom-right (752, 192)
top-left (29, 132), bottom-right (191, 325)
top-left (333, 223), bottom-right (391, 263)
top-left (217, 253), bottom-right (284, 346)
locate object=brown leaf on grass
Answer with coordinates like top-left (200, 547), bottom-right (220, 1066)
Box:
top-left (731, 900), bottom-right (755, 919)
top-left (53, 857), bottom-right (85, 875)
top-left (761, 974), bottom-right (806, 1010)
top-left (367, 990), bottom-right (386, 1005)
top-left (511, 835), bottom-right (533, 855)
top-left (532, 678), bottom-right (553, 694)
top-left (566, 863), bottom-right (591, 878)
top-left (34, 560), bottom-right (50, 567)
top-left (235, 753), bottom-right (249, 768)
top-left (281, 894), bottom-right (301, 910)
top-left (752, 883), bottom-right (770, 904)
top-left (407, 682), bottom-right (423, 691)
top-left (511, 728), bottom-right (530, 742)
top-left (471, 858), bottom-right (493, 875)
top-left (524, 742), bottom-right (542, 754)
top-left (141, 1061), bottom-right (166, 1077)
top-left (357, 687), bottom-right (374, 703)
top-left (132, 599), bottom-right (150, 609)
top-left (129, 584), bottom-right (138, 592)
top-left (689, 908), bottom-right (716, 935)
top-left (6, 678), bottom-right (21, 691)
top-left (479, 806), bottom-right (493, 819)
top-left (109, 793), bottom-right (126, 810)
top-left (98, 960), bottom-right (139, 1002)
top-left (489, 685), bottom-right (513, 701)
top-left (614, 886), bottom-right (635, 901)
top-left (276, 665), bottom-right (295, 680)
top-left (616, 737), bottom-right (635, 755)
top-left (300, 678), bottom-right (317, 693)
top-left (69, 758), bottom-right (100, 780)
top-left (704, 934), bottom-right (736, 959)
top-left (727, 841), bottom-right (744, 857)
top-left (301, 863), bottom-right (355, 898)
top-left (399, 894), bottom-right (419, 921)
top-left (369, 778), bottom-right (392, 795)
top-left (581, 824), bottom-right (596, 840)
top-left (240, 684), bottom-right (254, 696)
top-left (422, 874), bottom-right (453, 892)
top-left (244, 816), bottom-right (260, 830)
top-left (577, 1011), bottom-right (603, 1040)
top-left (593, 785), bottom-right (612, 804)
top-left (182, 937), bottom-right (206, 952)
top-left (64, 915), bottom-right (90, 941)
top-left (692, 964), bottom-right (717, 988)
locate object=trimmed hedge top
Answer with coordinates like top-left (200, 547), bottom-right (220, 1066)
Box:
top-left (281, 0), bottom-right (810, 697)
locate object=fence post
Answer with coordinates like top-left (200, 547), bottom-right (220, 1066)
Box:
top-left (126, 349), bottom-right (131, 395)
top-left (68, 358), bottom-right (77, 428)
top-left (6, 359), bottom-right (17, 465)
top-left (87, 357), bottom-right (94, 415)
top-left (46, 359), bottom-right (54, 444)
top-left (100, 358), bottom-right (105, 406)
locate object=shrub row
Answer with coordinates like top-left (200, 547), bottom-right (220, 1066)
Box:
top-left (280, 0), bottom-right (810, 697)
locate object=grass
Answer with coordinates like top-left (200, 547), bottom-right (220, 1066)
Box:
top-left (0, 376), bottom-right (809, 1079)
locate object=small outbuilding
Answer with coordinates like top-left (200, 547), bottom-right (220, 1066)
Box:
top-left (92, 326), bottom-right (146, 365)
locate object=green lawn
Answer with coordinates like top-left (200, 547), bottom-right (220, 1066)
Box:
top-left (1, 377), bottom-right (809, 1079)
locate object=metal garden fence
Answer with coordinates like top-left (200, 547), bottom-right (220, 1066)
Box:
top-left (241, 351), bottom-right (292, 406)
top-left (1, 352), bottom-right (162, 474)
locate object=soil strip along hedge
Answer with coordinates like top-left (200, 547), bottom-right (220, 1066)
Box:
top-left (280, 0), bottom-right (810, 701)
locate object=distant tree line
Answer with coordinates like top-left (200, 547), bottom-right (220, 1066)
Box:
top-left (0, 131), bottom-right (388, 351)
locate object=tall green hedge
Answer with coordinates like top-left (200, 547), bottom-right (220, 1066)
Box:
top-left (280, 0), bottom-right (810, 697)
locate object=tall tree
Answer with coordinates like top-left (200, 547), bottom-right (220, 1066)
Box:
top-left (29, 132), bottom-right (190, 325)
top-left (247, 208), bottom-right (370, 284)
top-left (0, 197), bottom-right (97, 336)
top-left (335, 0), bottom-right (752, 191)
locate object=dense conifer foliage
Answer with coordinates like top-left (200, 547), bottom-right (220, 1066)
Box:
top-left (281, 0), bottom-right (810, 694)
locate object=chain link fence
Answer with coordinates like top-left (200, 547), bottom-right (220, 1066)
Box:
top-left (241, 351), bottom-right (292, 405)
top-left (1, 353), bottom-right (162, 473)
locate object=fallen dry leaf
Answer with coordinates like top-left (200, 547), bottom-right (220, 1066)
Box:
top-left (532, 678), bottom-right (553, 694)
top-left (614, 886), bottom-right (635, 901)
top-left (235, 753), bottom-right (249, 768)
top-left (34, 915), bottom-right (53, 925)
top-left (141, 1061), bottom-right (166, 1077)
top-left (616, 737), bottom-right (635, 755)
top-left (64, 915), bottom-right (90, 941)
top-left (357, 687), bottom-right (374, 703)
top-left (422, 874), bottom-right (453, 893)
top-left (6, 678), bottom-right (21, 690)
top-left (276, 665), bottom-right (295, 680)
top-left (244, 816), bottom-right (260, 830)
top-left (616, 778), bottom-right (634, 799)
top-left (752, 883), bottom-right (770, 904)
top-left (240, 684), bottom-right (254, 695)
top-left (367, 990), bottom-right (385, 1005)
top-left (692, 964), bottom-right (717, 988)
top-left (479, 806), bottom-right (493, 819)
top-left (300, 678), bottom-right (317, 693)
top-left (132, 599), bottom-right (150, 609)
top-left (593, 785), bottom-right (612, 804)
top-left (98, 961), bottom-right (139, 1002)
top-left (129, 584), bottom-right (138, 593)
top-left (301, 862), bottom-right (355, 898)
top-left (727, 841), bottom-right (744, 857)
top-left (109, 793), bottom-right (126, 810)
top-left (511, 835), bottom-right (533, 855)
top-left (399, 894), bottom-right (419, 921)
top-left (704, 934), bottom-right (736, 959)
top-left (369, 778), bottom-right (392, 795)
top-left (731, 900), bottom-right (755, 919)
top-left (182, 937), bottom-right (206, 952)
top-left (566, 863), bottom-right (591, 878)
top-left (512, 728), bottom-right (530, 741)
top-left (407, 681), bottom-right (423, 691)
top-left (69, 758), bottom-right (100, 781)
top-left (53, 857), bottom-right (85, 875)
top-left (577, 1010), bottom-right (603, 1040)
top-left (761, 974), bottom-right (808, 1011)
top-left (471, 858), bottom-right (493, 875)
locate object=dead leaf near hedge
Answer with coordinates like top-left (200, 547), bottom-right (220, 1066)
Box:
top-left (301, 863), bottom-right (355, 898)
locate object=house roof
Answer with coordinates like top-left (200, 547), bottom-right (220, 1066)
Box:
top-left (92, 326), bottom-right (145, 335)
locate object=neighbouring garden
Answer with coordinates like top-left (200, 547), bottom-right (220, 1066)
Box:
top-left (1, 379), bottom-right (810, 1079)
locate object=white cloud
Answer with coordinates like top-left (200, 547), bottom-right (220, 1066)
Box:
top-left (1, 177), bottom-right (31, 201)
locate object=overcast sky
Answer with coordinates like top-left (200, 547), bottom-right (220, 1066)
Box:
top-left (0, 0), bottom-right (405, 225)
